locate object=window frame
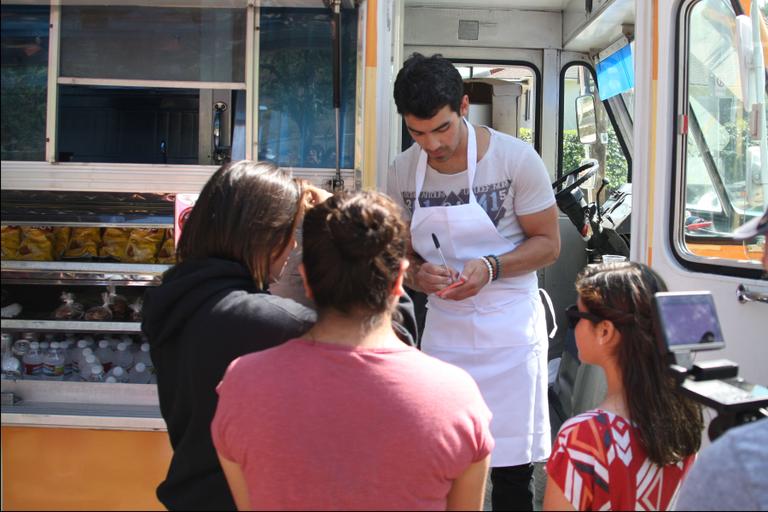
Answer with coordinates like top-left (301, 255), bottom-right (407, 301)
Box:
top-left (670, 0), bottom-right (764, 280)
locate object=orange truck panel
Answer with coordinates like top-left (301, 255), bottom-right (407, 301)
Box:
top-left (2, 426), bottom-right (172, 511)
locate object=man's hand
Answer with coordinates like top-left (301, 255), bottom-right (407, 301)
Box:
top-left (413, 262), bottom-right (460, 295)
top-left (437, 258), bottom-right (490, 301)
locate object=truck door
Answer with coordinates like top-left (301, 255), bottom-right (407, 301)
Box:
top-left (635, 0), bottom-right (767, 385)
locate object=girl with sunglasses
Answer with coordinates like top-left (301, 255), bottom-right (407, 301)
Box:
top-left (543, 261), bottom-right (703, 511)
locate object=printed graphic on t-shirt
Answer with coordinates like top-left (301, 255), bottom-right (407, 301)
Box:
top-left (402, 180), bottom-right (511, 226)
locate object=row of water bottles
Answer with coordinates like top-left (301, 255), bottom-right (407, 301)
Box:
top-left (1, 332), bottom-right (155, 384)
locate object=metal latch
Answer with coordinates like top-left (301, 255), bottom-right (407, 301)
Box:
top-left (736, 284), bottom-right (768, 304)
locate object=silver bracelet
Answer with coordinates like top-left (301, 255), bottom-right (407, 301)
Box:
top-left (480, 256), bottom-right (494, 285)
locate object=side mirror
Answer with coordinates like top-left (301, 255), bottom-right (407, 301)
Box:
top-left (576, 94), bottom-right (598, 144)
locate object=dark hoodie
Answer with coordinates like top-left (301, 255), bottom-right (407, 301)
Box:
top-left (142, 257), bottom-right (418, 511)
top-left (143, 257), bottom-right (316, 511)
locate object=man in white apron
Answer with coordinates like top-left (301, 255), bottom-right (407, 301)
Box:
top-left (388, 53), bottom-right (560, 511)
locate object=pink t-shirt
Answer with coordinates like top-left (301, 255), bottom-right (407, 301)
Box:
top-left (212, 338), bottom-right (494, 511)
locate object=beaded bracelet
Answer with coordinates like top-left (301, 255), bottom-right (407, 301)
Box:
top-left (480, 256), bottom-right (494, 285)
top-left (488, 254), bottom-right (502, 281)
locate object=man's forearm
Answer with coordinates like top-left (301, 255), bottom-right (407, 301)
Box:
top-left (496, 235), bottom-right (560, 278)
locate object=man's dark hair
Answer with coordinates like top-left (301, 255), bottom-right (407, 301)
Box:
top-left (393, 53), bottom-right (464, 118)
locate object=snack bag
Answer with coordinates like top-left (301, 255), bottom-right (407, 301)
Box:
top-left (100, 228), bottom-right (131, 261)
top-left (1, 226), bottom-right (21, 260)
top-left (53, 291), bottom-right (85, 320)
top-left (53, 227), bottom-right (71, 260)
top-left (123, 228), bottom-right (164, 263)
top-left (128, 297), bottom-right (143, 322)
top-left (106, 285), bottom-right (129, 321)
top-left (84, 292), bottom-right (113, 321)
top-left (156, 228), bottom-right (176, 264)
top-left (18, 226), bottom-right (55, 261)
top-left (64, 227), bottom-right (101, 259)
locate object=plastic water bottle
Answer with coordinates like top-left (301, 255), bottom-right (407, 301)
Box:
top-left (22, 341), bottom-right (44, 378)
top-left (78, 348), bottom-right (96, 374)
top-left (104, 376), bottom-right (118, 384)
top-left (70, 339), bottom-right (89, 377)
top-left (135, 343), bottom-right (153, 372)
top-left (128, 362), bottom-right (151, 384)
top-left (86, 362), bottom-right (105, 383)
top-left (1, 353), bottom-right (23, 380)
top-left (108, 337), bottom-right (121, 351)
top-left (105, 365), bottom-right (128, 383)
top-left (78, 352), bottom-right (98, 381)
top-left (114, 342), bottom-right (134, 370)
top-left (60, 340), bottom-right (73, 377)
top-left (12, 338), bottom-right (30, 360)
top-left (42, 341), bottom-right (66, 381)
top-left (95, 339), bottom-right (114, 372)
top-left (1, 333), bottom-right (14, 356)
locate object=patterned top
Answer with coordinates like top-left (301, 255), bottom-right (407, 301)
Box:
top-left (546, 409), bottom-right (695, 511)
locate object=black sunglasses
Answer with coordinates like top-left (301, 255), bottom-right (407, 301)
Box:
top-left (565, 304), bottom-right (604, 329)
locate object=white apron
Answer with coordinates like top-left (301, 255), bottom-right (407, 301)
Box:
top-left (411, 120), bottom-right (550, 467)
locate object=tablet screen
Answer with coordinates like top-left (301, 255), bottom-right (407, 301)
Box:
top-left (654, 292), bottom-right (724, 351)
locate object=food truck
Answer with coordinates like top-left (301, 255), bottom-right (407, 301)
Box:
top-left (1, 0), bottom-right (766, 509)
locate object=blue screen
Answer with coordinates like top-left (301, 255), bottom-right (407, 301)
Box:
top-left (596, 44), bottom-right (634, 100)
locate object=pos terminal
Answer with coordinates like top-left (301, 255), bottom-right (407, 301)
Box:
top-left (652, 291), bottom-right (768, 440)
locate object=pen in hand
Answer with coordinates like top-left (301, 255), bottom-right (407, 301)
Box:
top-left (431, 233), bottom-right (455, 284)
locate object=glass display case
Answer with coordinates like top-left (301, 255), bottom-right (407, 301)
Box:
top-left (1, 190), bottom-right (173, 429)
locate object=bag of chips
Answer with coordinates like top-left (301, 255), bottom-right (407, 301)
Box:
top-left (18, 226), bottom-right (55, 261)
top-left (1, 225), bottom-right (21, 260)
top-left (53, 227), bottom-right (71, 260)
top-left (156, 228), bottom-right (176, 264)
top-left (123, 228), bottom-right (164, 263)
top-left (99, 228), bottom-right (131, 261)
top-left (53, 291), bottom-right (85, 320)
top-left (64, 227), bottom-right (101, 259)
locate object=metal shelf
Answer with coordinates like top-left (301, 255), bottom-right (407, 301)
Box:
top-left (1, 260), bottom-right (169, 286)
top-left (1, 319), bottom-right (142, 333)
top-left (1, 220), bottom-right (172, 228)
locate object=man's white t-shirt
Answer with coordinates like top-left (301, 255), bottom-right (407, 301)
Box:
top-left (387, 126), bottom-right (556, 250)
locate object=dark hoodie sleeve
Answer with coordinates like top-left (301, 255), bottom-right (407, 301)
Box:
top-left (392, 291), bottom-right (418, 347)
top-left (208, 292), bottom-right (317, 359)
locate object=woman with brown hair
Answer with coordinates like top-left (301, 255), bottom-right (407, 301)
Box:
top-left (543, 261), bottom-right (703, 511)
top-left (143, 162), bottom-right (417, 511)
top-left (212, 191), bottom-right (494, 511)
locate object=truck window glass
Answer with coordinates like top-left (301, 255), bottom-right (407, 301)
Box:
top-left (678, 0), bottom-right (766, 270)
top-left (55, 6), bottom-right (247, 165)
top-left (560, 63), bottom-right (629, 197)
top-left (1, 5), bottom-right (50, 161)
top-left (257, 8), bottom-right (357, 169)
